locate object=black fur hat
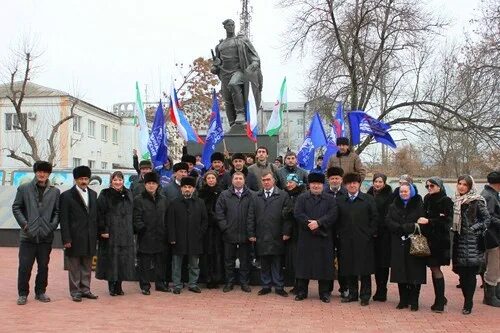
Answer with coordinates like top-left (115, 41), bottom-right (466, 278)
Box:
top-left (308, 172), bottom-right (325, 184)
top-left (143, 172), bottom-right (159, 184)
top-left (232, 153), bottom-right (246, 162)
top-left (180, 176), bottom-right (196, 187)
top-left (173, 162), bottom-right (189, 172)
top-left (343, 172), bottom-right (362, 184)
top-left (487, 171), bottom-right (500, 184)
top-left (336, 137), bottom-right (349, 146)
top-left (181, 154), bottom-right (196, 165)
top-left (73, 166), bottom-right (91, 179)
top-left (211, 152), bottom-right (225, 163)
top-left (326, 167), bottom-right (344, 178)
top-left (33, 161), bottom-right (53, 174)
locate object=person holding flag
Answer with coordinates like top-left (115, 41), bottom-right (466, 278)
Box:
top-left (297, 112), bottom-right (328, 171)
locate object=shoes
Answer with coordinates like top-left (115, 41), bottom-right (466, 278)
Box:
top-left (81, 292), bottom-right (98, 299)
top-left (275, 289), bottom-right (289, 297)
top-left (410, 304), bottom-right (419, 311)
top-left (396, 302), bottom-right (408, 309)
top-left (17, 296), bottom-right (27, 305)
top-left (234, 113), bottom-right (246, 124)
top-left (35, 293), bottom-right (51, 302)
top-left (141, 289), bottom-right (151, 296)
top-left (341, 296), bottom-right (358, 303)
top-left (483, 284), bottom-right (500, 307)
top-left (258, 288), bottom-right (272, 296)
top-left (462, 308), bottom-right (472, 315)
top-left (340, 290), bottom-right (350, 299)
top-left (320, 295), bottom-right (331, 303)
top-left (289, 287), bottom-right (297, 295)
top-left (72, 295), bottom-right (82, 302)
top-left (206, 282), bottom-right (219, 289)
top-left (372, 291), bottom-right (387, 302)
top-left (155, 286), bottom-right (171, 293)
top-left (360, 299), bottom-right (369, 306)
top-left (173, 288), bottom-right (181, 295)
top-left (223, 284), bottom-right (234, 293)
top-left (109, 291), bottom-right (117, 296)
top-left (241, 285), bottom-right (251, 293)
top-left (294, 294), bottom-right (307, 301)
top-left (188, 286), bottom-right (202, 293)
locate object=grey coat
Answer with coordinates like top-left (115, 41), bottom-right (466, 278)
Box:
top-left (276, 165), bottom-right (308, 190)
top-left (12, 178), bottom-right (60, 243)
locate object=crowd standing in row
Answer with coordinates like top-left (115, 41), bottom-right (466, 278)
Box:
top-left (12, 137), bottom-right (500, 316)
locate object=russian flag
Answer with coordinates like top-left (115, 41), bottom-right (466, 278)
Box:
top-left (246, 84), bottom-right (258, 142)
top-left (169, 86), bottom-right (204, 144)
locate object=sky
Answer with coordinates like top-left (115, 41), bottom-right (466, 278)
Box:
top-left (0, 0), bottom-right (481, 112)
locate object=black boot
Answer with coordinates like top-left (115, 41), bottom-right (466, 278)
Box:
top-left (496, 284), bottom-right (500, 300)
top-left (483, 283), bottom-right (500, 307)
top-left (373, 268), bottom-right (388, 302)
top-left (431, 277), bottom-right (446, 313)
top-left (461, 283), bottom-right (474, 315)
top-left (409, 284), bottom-right (420, 311)
top-left (115, 281), bottom-right (124, 295)
top-left (108, 281), bottom-right (117, 296)
top-left (396, 283), bottom-right (409, 309)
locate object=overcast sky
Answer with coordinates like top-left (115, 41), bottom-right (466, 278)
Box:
top-left (0, 0), bottom-right (480, 111)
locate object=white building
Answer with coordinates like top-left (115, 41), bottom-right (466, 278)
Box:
top-left (0, 82), bottom-right (137, 170)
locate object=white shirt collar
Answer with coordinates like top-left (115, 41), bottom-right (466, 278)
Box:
top-left (76, 185), bottom-right (89, 206)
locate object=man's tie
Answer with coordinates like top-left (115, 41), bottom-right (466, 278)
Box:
top-left (265, 191), bottom-right (271, 199)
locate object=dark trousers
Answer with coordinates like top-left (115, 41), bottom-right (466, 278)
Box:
top-left (137, 252), bottom-right (166, 290)
top-left (296, 279), bottom-right (331, 297)
top-left (17, 241), bottom-right (52, 296)
top-left (66, 255), bottom-right (93, 296)
top-left (375, 267), bottom-right (389, 294)
top-left (457, 266), bottom-right (479, 310)
top-left (260, 255), bottom-right (284, 290)
top-left (346, 275), bottom-right (372, 300)
top-left (224, 242), bottom-right (251, 285)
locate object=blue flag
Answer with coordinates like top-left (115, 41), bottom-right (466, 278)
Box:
top-left (322, 102), bottom-right (344, 169)
top-left (348, 110), bottom-right (397, 148)
top-left (202, 90), bottom-right (224, 168)
top-left (147, 101), bottom-right (168, 168)
top-left (297, 112), bottom-right (327, 170)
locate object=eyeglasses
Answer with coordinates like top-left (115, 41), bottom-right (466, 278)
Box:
top-left (425, 184), bottom-right (436, 189)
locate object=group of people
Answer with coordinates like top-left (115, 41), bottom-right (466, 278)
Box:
top-left (12, 137), bottom-right (500, 317)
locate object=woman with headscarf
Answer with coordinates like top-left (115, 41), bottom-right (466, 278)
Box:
top-left (367, 173), bottom-right (393, 302)
top-left (96, 171), bottom-right (136, 296)
top-left (386, 183), bottom-right (426, 311)
top-left (198, 170), bottom-right (225, 288)
top-left (417, 177), bottom-right (453, 312)
top-left (283, 173), bottom-right (306, 293)
top-left (452, 175), bottom-right (490, 315)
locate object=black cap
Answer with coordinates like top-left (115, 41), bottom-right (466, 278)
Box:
top-left (33, 161), bottom-right (53, 174)
top-left (139, 160), bottom-right (152, 169)
top-left (343, 172), bottom-right (361, 184)
top-left (143, 172), bottom-right (159, 184)
top-left (73, 166), bottom-right (91, 179)
top-left (211, 152), bottom-right (225, 163)
top-left (181, 154), bottom-right (196, 165)
top-left (173, 162), bottom-right (189, 172)
top-left (336, 137), bottom-right (349, 146)
top-left (326, 167), bottom-right (344, 178)
top-left (308, 172), bottom-right (325, 184)
top-left (487, 171), bottom-right (500, 184)
top-left (180, 176), bottom-right (196, 187)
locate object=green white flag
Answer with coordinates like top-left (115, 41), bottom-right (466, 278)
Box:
top-left (135, 81), bottom-right (150, 160)
top-left (266, 77), bottom-right (287, 136)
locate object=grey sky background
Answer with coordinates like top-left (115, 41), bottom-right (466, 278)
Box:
top-left (0, 0), bottom-right (480, 111)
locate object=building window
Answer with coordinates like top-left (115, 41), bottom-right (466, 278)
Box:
top-left (88, 120), bottom-right (96, 137)
top-left (101, 125), bottom-right (108, 141)
top-left (101, 162), bottom-right (108, 170)
top-left (5, 113), bottom-right (27, 131)
top-left (88, 160), bottom-right (95, 169)
top-left (73, 158), bottom-right (81, 167)
top-left (297, 118), bottom-right (304, 126)
top-left (73, 115), bottom-right (82, 132)
top-left (297, 132), bottom-right (303, 139)
top-left (112, 128), bottom-right (118, 144)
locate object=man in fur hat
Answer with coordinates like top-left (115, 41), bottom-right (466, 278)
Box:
top-left (13, 161), bottom-right (60, 305)
top-left (222, 153), bottom-right (259, 191)
top-left (163, 162), bottom-right (189, 202)
top-left (168, 176), bottom-right (208, 294)
top-left (60, 166), bottom-right (99, 302)
top-left (199, 152), bottom-right (231, 190)
top-left (327, 137), bottom-right (366, 181)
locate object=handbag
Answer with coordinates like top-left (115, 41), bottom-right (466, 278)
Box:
top-left (409, 224), bottom-right (431, 257)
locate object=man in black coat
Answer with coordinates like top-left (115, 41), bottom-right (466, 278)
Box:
top-left (222, 153), bottom-right (259, 191)
top-left (13, 161), bottom-right (60, 305)
top-left (294, 172), bottom-right (337, 303)
top-left (130, 154), bottom-right (153, 196)
top-left (248, 172), bottom-right (292, 297)
top-left (337, 172), bottom-right (378, 306)
top-left (163, 162), bottom-right (189, 202)
top-left (60, 166), bottom-right (99, 302)
top-left (168, 177), bottom-right (208, 294)
top-left (215, 171), bottom-right (255, 293)
top-left (133, 172), bottom-right (171, 295)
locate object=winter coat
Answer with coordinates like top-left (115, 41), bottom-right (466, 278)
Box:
top-left (248, 161), bottom-right (280, 190)
top-left (423, 191), bottom-right (453, 266)
top-left (133, 190), bottom-right (169, 254)
top-left (386, 194), bottom-right (427, 284)
top-left (198, 184), bottom-right (224, 255)
top-left (129, 176), bottom-right (145, 197)
top-left (163, 180), bottom-right (182, 202)
top-left (284, 185), bottom-right (307, 240)
top-left (222, 166), bottom-right (259, 192)
top-left (95, 187), bottom-right (136, 281)
top-left (294, 191), bottom-right (337, 280)
top-left (248, 188), bottom-right (293, 256)
top-left (336, 192), bottom-right (378, 276)
top-left (326, 150), bottom-right (366, 181)
top-left (452, 199), bottom-right (489, 269)
top-left (367, 185), bottom-right (393, 268)
top-left (215, 186), bottom-right (255, 244)
top-left (481, 185), bottom-right (500, 249)
top-left (168, 196), bottom-right (208, 255)
top-left (284, 185), bottom-right (306, 285)
top-left (12, 178), bottom-right (60, 244)
top-left (276, 165), bottom-right (308, 190)
top-left (60, 186), bottom-right (98, 257)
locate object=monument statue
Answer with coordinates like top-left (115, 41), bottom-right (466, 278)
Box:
top-left (211, 19), bottom-right (263, 129)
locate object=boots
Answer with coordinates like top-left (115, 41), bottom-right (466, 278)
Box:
top-left (409, 284), bottom-right (421, 311)
top-left (396, 283), bottom-right (409, 309)
top-left (496, 284), bottom-right (500, 299)
top-left (108, 281), bottom-right (117, 296)
top-left (431, 277), bottom-right (446, 313)
top-left (483, 283), bottom-right (500, 307)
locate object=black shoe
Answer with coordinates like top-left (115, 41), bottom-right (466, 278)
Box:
top-left (289, 287), bottom-right (297, 295)
top-left (295, 294), bottom-right (307, 301)
top-left (372, 291), bottom-right (387, 302)
top-left (17, 296), bottom-right (27, 305)
top-left (109, 290), bottom-right (118, 296)
top-left (341, 296), bottom-right (358, 303)
top-left (72, 295), bottom-right (82, 302)
top-left (155, 286), bottom-right (171, 293)
top-left (320, 295), bottom-right (331, 303)
top-left (275, 289), bottom-right (289, 297)
top-left (396, 302), bottom-right (408, 309)
top-left (35, 293), bottom-right (51, 302)
top-left (206, 282), bottom-right (218, 289)
top-left (462, 308), bottom-right (472, 315)
top-left (141, 289), bottom-right (151, 295)
top-left (173, 288), bottom-right (181, 295)
top-left (188, 286), bottom-right (202, 293)
top-left (241, 285), bottom-right (251, 293)
top-left (258, 288), bottom-right (272, 296)
top-left (340, 290), bottom-right (350, 299)
top-left (360, 299), bottom-right (369, 306)
top-left (81, 292), bottom-right (98, 299)
top-left (410, 304), bottom-right (419, 311)
top-left (223, 284), bottom-right (234, 293)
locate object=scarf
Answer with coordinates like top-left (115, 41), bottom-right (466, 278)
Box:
top-left (452, 178), bottom-right (484, 234)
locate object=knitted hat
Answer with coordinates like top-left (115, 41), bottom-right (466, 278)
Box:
top-left (33, 161), bottom-right (53, 174)
top-left (327, 167), bottom-right (344, 178)
top-left (180, 176), bottom-right (196, 187)
top-left (286, 173), bottom-right (302, 186)
top-left (336, 137), bottom-right (349, 146)
top-left (232, 152), bottom-right (246, 162)
top-left (308, 172), bottom-right (325, 184)
top-left (487, 171), bottom-right (500, 184)
top-left (210, 152), bottom-right (225, 163)
top-left (143, 172), bottom-right (159, 184)
top-left (73, 166), bottom-right (91, 179)
top-left (343, 172), bottom-right (361, 184)
top-left (181, 154), bottom-right (196, 165)
top-left (173, 162), bottom-right (189, 172)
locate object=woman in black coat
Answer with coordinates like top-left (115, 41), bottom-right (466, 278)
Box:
top-left (96, 171), bottom-right (136, 296)
top-left (418, 177), bottom-right (453, 312)
top-left (386, 184), bottom-right (426, 311)
top-left (198, 171), bottom-right (225, 288)
top-left (452, 175), bottom-right (490, 315)
top-left (367, 173), bottom-right (393, 302)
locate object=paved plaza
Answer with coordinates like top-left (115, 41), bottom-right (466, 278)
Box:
top-left (0, 247), bottom-right (497, 332)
